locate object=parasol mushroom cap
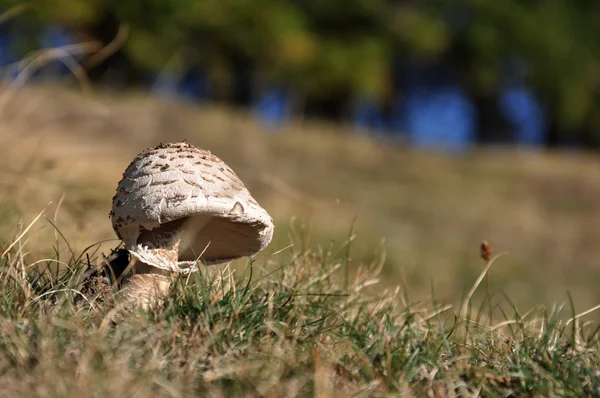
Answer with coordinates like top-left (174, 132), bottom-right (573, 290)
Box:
top-left (110, 141), bottom-right (274, 274)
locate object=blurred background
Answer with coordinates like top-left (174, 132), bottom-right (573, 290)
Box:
top-left (0, 1), bottom-right (599, 314)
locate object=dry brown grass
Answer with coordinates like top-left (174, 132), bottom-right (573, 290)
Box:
top-left (1, 83), bottom-right (599, 313)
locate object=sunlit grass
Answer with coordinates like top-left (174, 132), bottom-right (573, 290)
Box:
top-left (0, 217), bottom-right (598, 396)
top-left (1, 84), bottom-right (600, 311)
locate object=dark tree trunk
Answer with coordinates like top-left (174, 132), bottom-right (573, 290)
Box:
top-left (545, 114), bottom-right (562, 148)
top-left (229, 52), bottom-right (254, 107)
top-left (304, 91), bottom-right (353, 121)
top-left (472, 92), bottom-right (513, 145)
top-left (580, 118), bottom-right (600, 149)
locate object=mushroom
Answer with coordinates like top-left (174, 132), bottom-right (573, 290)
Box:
top-left (109, 141), bottom-right (274, 308)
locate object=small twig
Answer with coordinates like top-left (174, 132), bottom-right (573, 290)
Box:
top-left (0, 4), bottom-right (28, 25)
top-left (82, 24), bottom-right (130, 70)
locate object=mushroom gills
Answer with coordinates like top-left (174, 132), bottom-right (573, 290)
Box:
top-left (133, 215), bottom-right (210, 271)
top-left (135, 215), bottom-right (266, 265)
top-left (180, 217), bottom-right (266, 263)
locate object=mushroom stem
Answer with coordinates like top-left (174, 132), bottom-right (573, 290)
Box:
top-left (119, 261), bottom-right (173, 309)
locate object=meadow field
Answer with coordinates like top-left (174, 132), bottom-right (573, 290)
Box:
top-left (2, 85), bottom-right (600, 309)
top-left (0, 85), bottom-right (599, 395)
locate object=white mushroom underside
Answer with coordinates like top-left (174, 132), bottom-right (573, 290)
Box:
top-left (130, 213), bottom-right (269, 273)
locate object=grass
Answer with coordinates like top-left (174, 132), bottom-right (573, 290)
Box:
top-left (0, 83), bottom-right (599, 395)
top-left (0, 217), bottom-right (598, 397)
top-left (1, 85), bottom-right (600, 312)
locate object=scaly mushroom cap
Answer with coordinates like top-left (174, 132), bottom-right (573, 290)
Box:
top-left (110, 141), bottom-right (274, 273)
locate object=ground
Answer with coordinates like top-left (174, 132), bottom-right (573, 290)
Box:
top-left (0, 84), bottom-right (598, 395)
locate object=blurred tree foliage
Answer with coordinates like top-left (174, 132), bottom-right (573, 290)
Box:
top-left (1, 0), bottom-right (600, 146)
